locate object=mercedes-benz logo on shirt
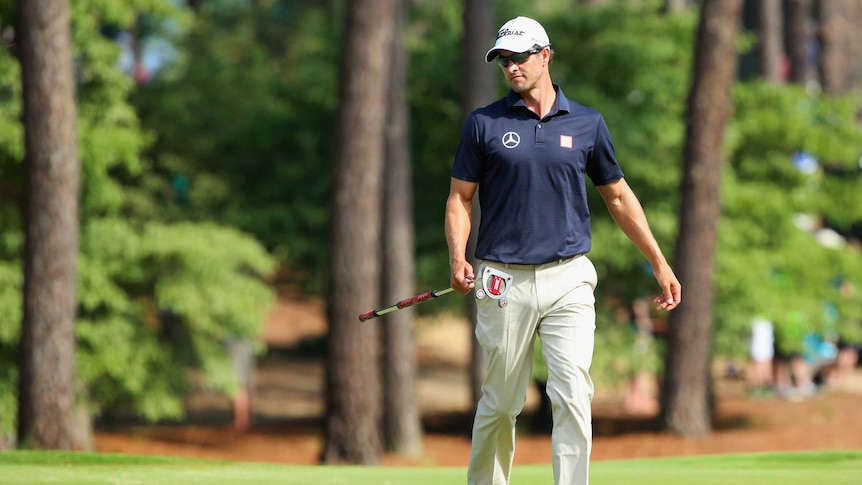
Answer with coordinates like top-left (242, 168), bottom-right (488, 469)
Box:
top-left (501, 132), bottom-right (520, 149)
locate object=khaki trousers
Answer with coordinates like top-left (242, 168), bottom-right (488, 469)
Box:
top-left (467, 255), bottom-right (597, 485)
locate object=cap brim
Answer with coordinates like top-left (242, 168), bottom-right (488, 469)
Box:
top-left (485, 48), bottom-right (501, 63)
top-left (484, 38), bottom-right (537, 62)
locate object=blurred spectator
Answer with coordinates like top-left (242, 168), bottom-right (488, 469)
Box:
top-left (819, 338), bottom-right (859, 389)
top-left (746, 317), bottom-right (774, 394)
top-left (792, 213), bottom-right (846, 249)
top-left (227, 339), bottom-right (256, 432)
top-left (802, 332), bottom-right (838, 380)
top-left (773, 354), bottom-right (817, 400)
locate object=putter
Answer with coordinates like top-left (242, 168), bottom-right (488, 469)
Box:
top-left (358, 287), bottom-right (455, 322)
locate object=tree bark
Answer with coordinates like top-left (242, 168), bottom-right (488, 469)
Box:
top-left (850, 3), bottom-right (862, 92)
top-left (817, 0), bottom-right (853, 95)
top-left (381, 0), bottom-right (423, 458)
top-left (323, 0), bottom-right (394, 465)
top-left (460, 0), bottom-right (496, 413)
top-left (757, 0), bottom-right (785, 83)
top-left (784, 0), bottom-right (812, 85)
top-left (16, 0), bottom-right (81, 450)
top-left (661, 0), bottom-right (742, 438)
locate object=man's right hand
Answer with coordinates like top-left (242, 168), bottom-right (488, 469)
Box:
top-left (450, 259), bottom-right (476, 295)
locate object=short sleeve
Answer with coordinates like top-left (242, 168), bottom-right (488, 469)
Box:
top-left (586, 115), bottom-right (624, 186)
top-left (451, 112), bottom-right (484, 182)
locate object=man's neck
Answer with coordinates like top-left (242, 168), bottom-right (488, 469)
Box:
top-left (519, 79), bottom-right (556, 118)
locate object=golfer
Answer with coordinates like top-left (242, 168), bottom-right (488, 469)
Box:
top-left (445, 16), bottom-right (681, 485)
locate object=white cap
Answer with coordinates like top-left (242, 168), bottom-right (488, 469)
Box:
top-left (485, 16), bottom-right (550, 63)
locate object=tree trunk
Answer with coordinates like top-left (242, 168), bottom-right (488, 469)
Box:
top-left (757, 0), bottom-right (785, 83)
top-left (660, 0), bottom-right (742, 438)
top-left (850, 3), bottom-right (862, 92)
top-left (16, 0), bottom-right (81, 450)
top-left (460, 0), bottom-right (496, 413)
top-left (817, 0), bottom-right (852, 95)
top-left (784, 0), bottom-right (812, 85)
top-left (323, 0), bottom-right (394, 465)
top-left (663, 0), bottom-right (692, 14)
top-left (381, 0), bottom-right (423, 458)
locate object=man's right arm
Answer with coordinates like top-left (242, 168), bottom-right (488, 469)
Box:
top-left (445, 177), bottom-right (478, 294)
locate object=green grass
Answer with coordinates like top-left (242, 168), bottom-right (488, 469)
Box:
top-left (1, 450), bottom-right (860, 484)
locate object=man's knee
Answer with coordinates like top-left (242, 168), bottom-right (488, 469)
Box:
top-left (477, 397), bottom-right (523, 424)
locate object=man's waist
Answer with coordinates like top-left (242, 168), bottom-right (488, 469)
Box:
top-left (475, 239), bottom-right (592, 266)
top-left (483, 254), bottom-right (583, 269)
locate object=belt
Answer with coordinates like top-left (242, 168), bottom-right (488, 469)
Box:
top-left (486, 254), bottom-right (581, 269)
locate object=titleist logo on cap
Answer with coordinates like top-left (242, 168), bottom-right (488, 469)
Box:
top-left (497, 28), bottom-right (525, 39)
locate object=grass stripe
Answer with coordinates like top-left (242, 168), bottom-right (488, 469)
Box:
top-left (0, 450), bottom-right (860, 485)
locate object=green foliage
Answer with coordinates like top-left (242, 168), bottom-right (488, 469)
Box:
top-left (0, 12), bottom-right (20, 440)
top-left (70, 0), bottom-right (189, 218)
top-left (0, 262), bottom-right (20, 442)
top-left (0, 49), bottom-right (21, 168)
top-left (76, 219), bottom-right (275, 420)
top-left (132, 0), bottom-right (338, 291)
top-left (716, 83), bottom-right (862, 355)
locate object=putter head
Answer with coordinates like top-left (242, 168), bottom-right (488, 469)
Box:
top-left (475, 266), bottom-right (513, 301)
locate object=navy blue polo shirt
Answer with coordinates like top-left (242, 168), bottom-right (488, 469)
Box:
top-left (452, 85), bottom-right (624, 265)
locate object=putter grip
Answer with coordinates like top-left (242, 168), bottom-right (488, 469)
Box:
top-left (397, 290), bottom-right (433, 309)
top-left (358, 310), bottom-right (377, 322)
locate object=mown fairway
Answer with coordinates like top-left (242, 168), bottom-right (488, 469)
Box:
top-left (1, 450), bottom-right (860, 485)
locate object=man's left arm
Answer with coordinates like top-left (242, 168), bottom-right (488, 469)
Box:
top-left (596, 178), bottom-right (681, 311)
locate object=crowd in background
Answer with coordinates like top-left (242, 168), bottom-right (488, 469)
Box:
top-left (746, 315), bottom-right (860, 400)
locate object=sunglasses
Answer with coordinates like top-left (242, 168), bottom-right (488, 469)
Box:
top-left (495, 47), bottom-right (544, 68)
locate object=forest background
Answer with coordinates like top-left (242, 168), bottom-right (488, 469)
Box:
top-left (1, 0), bottom-right (862, 459)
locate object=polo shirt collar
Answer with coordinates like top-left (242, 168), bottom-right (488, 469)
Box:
top-left (505, 84), bottom-right (571, 118)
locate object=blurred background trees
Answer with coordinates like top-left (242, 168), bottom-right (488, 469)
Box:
top-left (0, 0), bottom-right (860, 462)
top-left (1, 0), bottom-right (277, 448)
